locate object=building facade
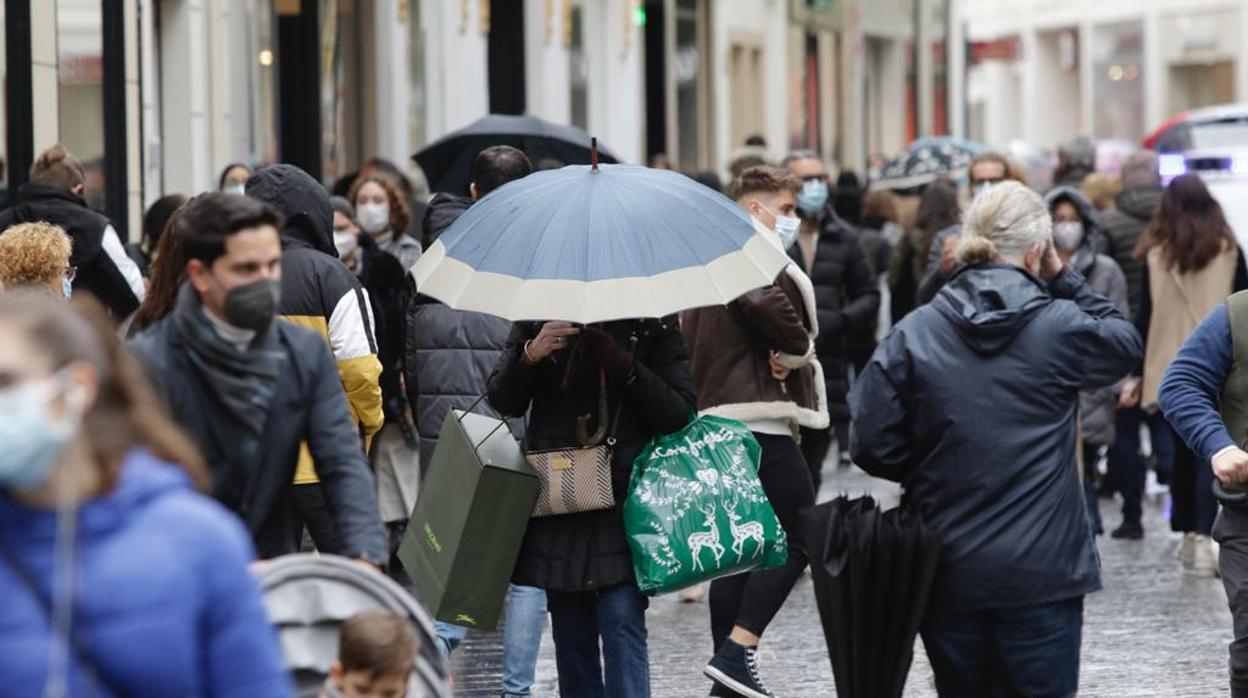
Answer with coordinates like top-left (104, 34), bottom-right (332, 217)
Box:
top-left (955, 0), bottom-right (1248, 150)
top-left (3, 0), bottom-right (949, 243)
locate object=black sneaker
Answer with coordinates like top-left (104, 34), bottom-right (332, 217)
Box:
top-left (1111, 519), bottom-right (1144, 540)
top-left (704, 640), bottom-right (774, 698)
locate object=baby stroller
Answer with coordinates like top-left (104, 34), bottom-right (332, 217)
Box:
top-left (257, 554), bottom-right (452, 698)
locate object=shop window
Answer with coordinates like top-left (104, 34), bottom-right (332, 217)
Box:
top-left (56, 0), bottom-right (104, 210)
top-left (1092, 21), bottom-right (1144, 142)
top-left (569, 0), bottom-right (588, 131)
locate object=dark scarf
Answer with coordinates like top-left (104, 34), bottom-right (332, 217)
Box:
top-left (172, 284), bottom-right (285, 464)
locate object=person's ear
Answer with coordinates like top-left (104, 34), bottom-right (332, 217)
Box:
top-left (72, 183), bottom-right (85, 197)
top-left (469, 182), bottom-right (479, 201)
top-left (186, 259), bottom-right (214, 294)
top-left (329, 662), bottom-right (344, 686)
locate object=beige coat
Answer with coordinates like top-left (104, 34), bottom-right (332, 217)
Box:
top-left (1141, 245), bottom-right (1237, 409)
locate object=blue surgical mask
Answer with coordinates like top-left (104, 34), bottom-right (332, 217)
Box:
top-left (61, 278), bottom-right (73, 300)
top-left (0, 375), bottom-right (75, 491)
top-left (797, 179), bottom-right (829, 217)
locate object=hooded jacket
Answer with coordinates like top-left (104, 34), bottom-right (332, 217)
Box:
top-left (1098, 186), bottom-right (1162, 319)
top-left (246, 165), bottom-right (384, 485)
top-left (0, 450), bottom-right (293, 697)
top-left (0, 183), bottom-right (145, 319)
top-left (850, 265), bottom-right (1141, 611)
top-left (1045, 186), bottom-right (1130, 446)
top-left (789, 204), bottom-right (881, 424)
top-left (404, 193), bottom-right (522, 465)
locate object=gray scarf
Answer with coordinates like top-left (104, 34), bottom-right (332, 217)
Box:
top-left (172, 283), bottom-right (285, 464)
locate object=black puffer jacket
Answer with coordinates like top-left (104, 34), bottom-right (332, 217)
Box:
top-left (789, 207), bottom-right (881, 422)
top-left (0, 184), bottom-right (142, 319)
top-left (404, 194), bottom-right (521, 465)
top-left (1097, 186), bottom-right (1162, 320)
top-left (354, 235), bottom-right (407, 422)
top-left (487, 319), bottom-right (694, 592)
top-left (850, 264), bottom-right (1141, 611)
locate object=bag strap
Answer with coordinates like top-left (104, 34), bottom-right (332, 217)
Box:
top-left (0, 531), bottom-right (130, 697)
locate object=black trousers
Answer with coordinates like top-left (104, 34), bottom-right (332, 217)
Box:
top-left (709, 433), bottom-right (814, 651)
top-left (1214, 507), bottom-right (1248, 697)
top-left (799, 426), bottom-right (834, 496)
top-left (291, 482), bottom-right (342, 555)
top-left (1171, 435), bottom-right (1217, 535)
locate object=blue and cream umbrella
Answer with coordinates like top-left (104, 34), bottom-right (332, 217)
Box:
top-left (412, 160), bottom-right (791, 324)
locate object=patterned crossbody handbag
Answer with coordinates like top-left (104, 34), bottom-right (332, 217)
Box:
top-left (528, 369), bottom-right (626, 517)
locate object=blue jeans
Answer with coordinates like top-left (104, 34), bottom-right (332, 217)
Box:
top-left (502, 584), bottom-right (547, 697)
top-left (546, 584), bottom-right (650, 698)
top-left (921, 596), bottom-right (1084, 698)
top-left (434, 584), bottom-right (547, 697)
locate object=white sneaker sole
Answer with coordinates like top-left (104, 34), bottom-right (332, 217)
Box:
top-left (704, 665), bottom-right (773, 698)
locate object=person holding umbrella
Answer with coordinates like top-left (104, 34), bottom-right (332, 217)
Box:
top-left (683, 165), bottom-right (828, 698)
top-left (850, 182), bottom-right (1141, 696)
top-left (487, 317), bottom-right (695, 697)
top-left (413, 153), bottom-right (793, 697)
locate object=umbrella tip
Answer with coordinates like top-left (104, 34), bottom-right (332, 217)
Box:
top-left (591, 137), bottom-right (599, 172)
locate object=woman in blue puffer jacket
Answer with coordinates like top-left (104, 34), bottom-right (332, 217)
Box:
top-left (0, 291), bottom-right (292, 697)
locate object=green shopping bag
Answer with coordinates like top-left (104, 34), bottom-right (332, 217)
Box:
top-left (625, 415), bottom-right (787, 596)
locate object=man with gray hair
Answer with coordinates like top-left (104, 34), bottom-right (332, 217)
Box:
top-left (1099, 150), bottom-right (1163, 540)
top-left (850, 181), bottom-right (1141, 695)
top-left (1054, 136), bottom-right (1097, 189)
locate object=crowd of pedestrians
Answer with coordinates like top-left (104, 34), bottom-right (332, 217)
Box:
top-left (4, 129), bottom-right (1248, 698)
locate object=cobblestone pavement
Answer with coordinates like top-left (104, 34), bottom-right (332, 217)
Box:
top-left (451, 464), bottom-right (1234, 696)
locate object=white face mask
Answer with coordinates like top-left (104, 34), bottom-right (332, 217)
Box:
top-left (224, 182), bottom-right (246, 196)
top-left (334, 231), bottom-right (359, 259)
top-left (773, 215), bottom-right (801, 250)
top-left (756, 202), bottom-right (801, 250)
top-left (971, 181), bottom-right (994, 201)
top-left (1052, 221), bottom-right (1084, 252)
top-left (356, 203), bottom-right (390, 234)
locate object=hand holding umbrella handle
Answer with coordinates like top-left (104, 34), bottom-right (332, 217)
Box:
top-left (524, 322), bottom-right (581, 365)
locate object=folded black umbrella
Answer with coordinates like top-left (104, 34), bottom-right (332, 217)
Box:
top-left (802, 496), bottom-right (941, 698)
top-left (413, 113), bottom-right (621, 195)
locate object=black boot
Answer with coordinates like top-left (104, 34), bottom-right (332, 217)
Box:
top-left (1111, 519), bottom-right (1144, 540)
top-left (705, 640), bottom-right (774, 698)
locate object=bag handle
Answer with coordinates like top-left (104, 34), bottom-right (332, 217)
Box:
top-left (0, 532), bottom-right (131, 697)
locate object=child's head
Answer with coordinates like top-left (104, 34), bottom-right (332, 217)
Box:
top-left (330, 609), bottom-right (417, 698)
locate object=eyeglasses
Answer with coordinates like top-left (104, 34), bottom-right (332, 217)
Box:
top-left (800, 174), bottom-right (828, 183)
top-left (64, 266), bottom-right (78, 283)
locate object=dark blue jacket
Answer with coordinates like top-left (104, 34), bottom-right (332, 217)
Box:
top-left (0, 450), bottom-right (293, 697)
top-left (850, 264), bottom-right (1142, 611)
top-left (130, 314), bottom-right (387, 562)
top-left (1158, 304), bottom-right (1237, 462)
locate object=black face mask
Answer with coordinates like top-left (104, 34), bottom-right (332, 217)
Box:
top-left (222, 278), bottom-right (281, 331)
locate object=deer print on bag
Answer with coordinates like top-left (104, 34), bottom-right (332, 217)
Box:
top-left (688, 502), bottom-right (726, 572)
top-left (725, 493), bottom-right (765, 563)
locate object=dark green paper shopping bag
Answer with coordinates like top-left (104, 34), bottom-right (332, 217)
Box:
top-left (625, 415), bottom-right (787, 596)
top-left (398, 408), bottom-right (538, 630)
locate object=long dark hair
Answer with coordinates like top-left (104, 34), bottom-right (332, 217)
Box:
top-left (1135, 174), bottom-right (1235, 273)
top-left (915, 178), bottom-right (961, 253)
top-left (0, 292), bottom-right (208, 491)
top-left (129, 205), bottom-right (190, 334)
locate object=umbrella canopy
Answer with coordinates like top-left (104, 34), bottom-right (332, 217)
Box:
top-left (411, 163), bottom-right (792, 324)
top-left (414, 113), bottom-right (620, 194)
top-left (802, 496), bottom-right (940, 698)
top-left (876, 137), bottom-right (986, 191)
top-left (257, 554), bottom-right (452, 698)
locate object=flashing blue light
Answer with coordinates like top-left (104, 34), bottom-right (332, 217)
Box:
top-left (1159, 154), bottom-right (1187, 178)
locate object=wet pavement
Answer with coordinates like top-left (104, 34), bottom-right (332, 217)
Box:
top-left (451, 463), bottom-right (1234, 696)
